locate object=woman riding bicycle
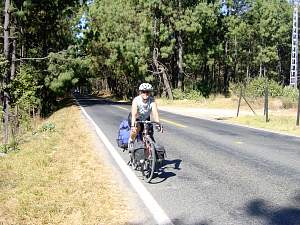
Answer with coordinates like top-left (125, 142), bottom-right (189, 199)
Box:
top-left (128, 83), bottom-right (162, 143)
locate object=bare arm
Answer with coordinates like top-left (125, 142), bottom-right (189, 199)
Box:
top-left (151, 101), bottom-right (160, 123)
top-left (131, 100), bottom-right (138, 127)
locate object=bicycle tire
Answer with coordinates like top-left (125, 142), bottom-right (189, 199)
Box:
top-left (142, 140), bottom-right (156, 183)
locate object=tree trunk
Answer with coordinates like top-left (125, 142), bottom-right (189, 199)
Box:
top-left (3, 0), bottom-right (11, 146)
top-left (224, 40), bottom-right (229, 96)
top-left (277, 45), bottom-right (282, 84)
top-left (177, 31), bottom-right (184, 91)
top-left (152, 48), bottom-right (173, 100)
top-left (176, 0), bottom-right (184, 91)
top-left (162, 68), bottom-right (173, 100)
top-left (259, 63), bottom-right (262, 77)
top-left (152, 6), bottom-right (173, 100)
top-left (11, 16), bottom-right (17, 80)
top-left (11, 39), bottom-right (16, 80)
top-left (246, 49), bottom-right (251, 82)
top-left (14, 105), bottom-right (20, 136)
top-left (233, 35), bottom-right (237, 82)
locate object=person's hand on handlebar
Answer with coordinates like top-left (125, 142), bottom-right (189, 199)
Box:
top-left (155, 123), bottom-right (164, 133)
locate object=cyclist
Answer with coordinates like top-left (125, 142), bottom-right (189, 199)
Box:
top-left (128, 83), bottom-right (162, 143)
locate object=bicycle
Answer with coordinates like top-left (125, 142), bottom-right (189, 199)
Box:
top-left (128, 121), bottom-right (164, 183)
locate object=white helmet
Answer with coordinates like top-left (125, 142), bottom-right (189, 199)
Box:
top-left (139, 83), bottom-right (153, 91)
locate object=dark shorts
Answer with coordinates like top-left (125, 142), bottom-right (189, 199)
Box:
top-left (128, 113), bottom-right (153, 136)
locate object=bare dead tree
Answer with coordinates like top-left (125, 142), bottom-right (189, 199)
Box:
top-left (152, 48), bottom-right (173, 100)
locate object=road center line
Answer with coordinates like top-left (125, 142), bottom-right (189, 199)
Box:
top-left (113, 105), bottom-right (186, 128)
top-left (78, 102), bottom-right (173, 225)
top-left (160, 118), bottom-right (187, 128)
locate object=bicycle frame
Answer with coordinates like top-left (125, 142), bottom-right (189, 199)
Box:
top-left (134, 121), bottom-right (160, 182)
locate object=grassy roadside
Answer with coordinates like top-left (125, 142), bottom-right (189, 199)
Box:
top-left (156, 96), bottom-right (300, 137)
top-left (0, 101), bottom-right (131, 225)
top-left (229, 115), bottom-right (300, 136)
top-left (156, 95), bottom-right (239, 109)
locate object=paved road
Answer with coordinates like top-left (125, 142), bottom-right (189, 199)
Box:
top-left (77, 96), bottom-right (300, 225)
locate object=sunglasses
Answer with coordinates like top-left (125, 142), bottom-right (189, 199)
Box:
top-left (141, 91), bottom-right (150, 94)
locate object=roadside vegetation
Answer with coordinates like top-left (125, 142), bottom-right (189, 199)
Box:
top-left (157, 96), bottom-right (300, 136)
top-left (0, 101), bottom-right (131, 225)
top-left (155, 77), bottom-right (300, 136)
top-left (1, 0), bottom-right (300, 149)
top-left (1, 0), bottom-right (300, 221)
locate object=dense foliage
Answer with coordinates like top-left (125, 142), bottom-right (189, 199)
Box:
top-left (1, 0), bottom-right (299, 146)
top-left (0, 0), bottom-right (87, 147)
top-left (82, 0), bottom-right (293, 98)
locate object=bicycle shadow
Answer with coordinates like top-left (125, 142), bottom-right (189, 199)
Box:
top-left (150, 159), bottom-right (182, 184)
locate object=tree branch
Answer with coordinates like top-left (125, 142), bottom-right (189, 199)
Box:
top-left (16, 56), bottom-right (49, 61)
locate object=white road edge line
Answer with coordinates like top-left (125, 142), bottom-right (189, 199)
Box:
top-left (78, 102), bottom-right (173, 225)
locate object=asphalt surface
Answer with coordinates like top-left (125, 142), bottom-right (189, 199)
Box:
top-left (77, 95), bottom-right (300, 225)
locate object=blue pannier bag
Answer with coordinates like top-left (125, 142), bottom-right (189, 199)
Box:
top-left (117, 119), bottom-right (130, 149)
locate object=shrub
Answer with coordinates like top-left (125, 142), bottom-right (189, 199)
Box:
top-left (172, 88), bottom-right (186, 100)
top-left (230, 77), bottom-right (299, 109)
top-left (185, 89), bottom-right (204, 100)
top-left (244, 77), bottom-right (266, 98)
top-left (40, 122), bottom-right (56, 132)
top-left (282, 86), bottom-right (299, 101)
top-left (281, 86), bottom-right (299, 109)
top-left (235, 77), bottom-right (284, 98)
top-left (172, 88), bottom-right (203, 101)
top-left (268, 80), bottom-right (283, 97)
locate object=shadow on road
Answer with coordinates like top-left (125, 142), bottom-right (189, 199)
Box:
top-left (150, 159), bottom-right (182, 184)
top-left (75, 94), bottom-right (131, 107)
top-left (245, 191), bottom-right (300, 225)
top-left (163, 159), bottom-right (182, 170)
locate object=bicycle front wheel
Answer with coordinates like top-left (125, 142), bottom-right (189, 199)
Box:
top-left (142, 141), bottom-right (156, 183)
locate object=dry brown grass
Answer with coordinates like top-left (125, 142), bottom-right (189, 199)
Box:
top-left (0, 104), bottom-right (131, 225)
top-left (157, 95), bottom-right (297, 112)
top-left (156, 95), bottom-right (246, 109)
top-left (229, 114), bottom-right (300, 136)
top-left (157, 95), bottom-right (300, 136)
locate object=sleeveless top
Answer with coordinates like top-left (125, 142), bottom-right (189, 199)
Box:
top-left (133, 95), bottom-right (154, 120)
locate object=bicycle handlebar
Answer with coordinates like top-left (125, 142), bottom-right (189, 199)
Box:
top-left (134, 121), bottom-right (163, 133)
top-left (134, 121), bottom-right (161, 125)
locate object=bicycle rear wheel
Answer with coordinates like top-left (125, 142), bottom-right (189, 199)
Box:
top-left (142, 141), bottom-right (156, 183)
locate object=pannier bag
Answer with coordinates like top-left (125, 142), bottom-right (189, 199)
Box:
top-left (117, 119), bottom-right (130, 149)
top-left (154, 143), bottom-right (166, 160)
top-left (130, 140), bottom-right (145, 162)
